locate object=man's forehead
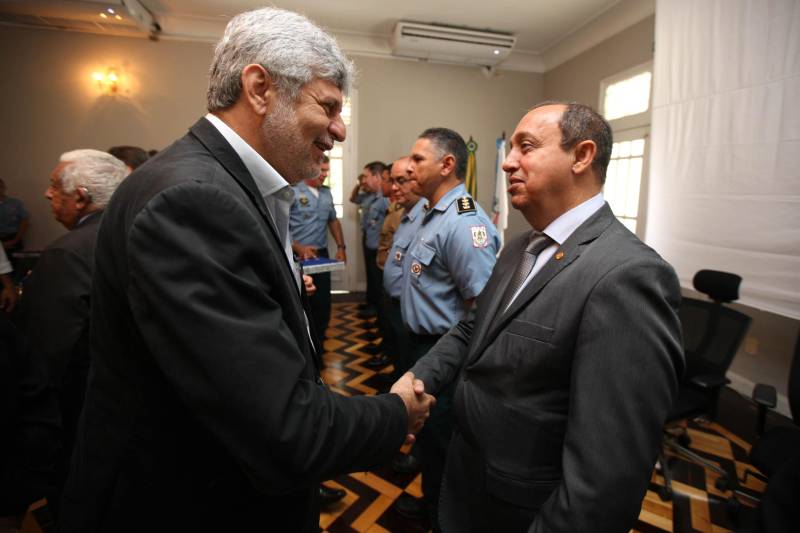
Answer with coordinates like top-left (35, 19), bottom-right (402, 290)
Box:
top-left (513, 105), bottom-right (564, 139)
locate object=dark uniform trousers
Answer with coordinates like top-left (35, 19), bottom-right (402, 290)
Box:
top-left (408, 331), bottom-right (454, 530)
top-left (307, 247), bottom-right (331, 351)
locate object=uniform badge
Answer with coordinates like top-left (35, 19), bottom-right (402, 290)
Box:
top-left (299, 195), bottom-right (309, 206)
top-left (395, 250), bottom-right (403, 262)
top-left (456, 196), bottom-right (476, 214)
top-left (471, 225), bottom-right (488, 248)
top-left (411, 262), bottom-right (422, 275)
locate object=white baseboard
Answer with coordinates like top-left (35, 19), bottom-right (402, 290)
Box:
top-left (727, 370), bottom-right (791, 418)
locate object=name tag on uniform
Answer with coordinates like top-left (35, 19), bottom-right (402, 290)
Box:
top-left (471, 225), bottom-right (488, 248)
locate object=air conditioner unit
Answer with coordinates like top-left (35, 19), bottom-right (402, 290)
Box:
top-left (391, 21), bottom-right (516, 66)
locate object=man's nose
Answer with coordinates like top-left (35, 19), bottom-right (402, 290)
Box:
top-left (330, 115), bottom-right (346, 142)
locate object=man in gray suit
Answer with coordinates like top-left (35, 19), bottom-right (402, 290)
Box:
top-left (409, 102), bottom-right (684, 532)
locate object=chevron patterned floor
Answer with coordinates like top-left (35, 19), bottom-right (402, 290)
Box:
top-left (318, 303), bottom-right (767, 533)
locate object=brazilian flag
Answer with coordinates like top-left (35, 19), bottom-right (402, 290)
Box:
top-left (465, 136), bottom-right (478, 198)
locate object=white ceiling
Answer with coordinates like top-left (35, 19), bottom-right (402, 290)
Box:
top-left (0, 0), bottom-right (655, 72)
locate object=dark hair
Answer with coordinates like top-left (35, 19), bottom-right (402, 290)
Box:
top-left (108, 146), bottom-right (149, 170)
top-left (418, 128), bottom-right (467, 179)
top-left (530, 101), bottom-right (613, 184)
top-left (363, 161), bottom-right (387, 176)
top-left (321, 154), bottom-right (330, 163)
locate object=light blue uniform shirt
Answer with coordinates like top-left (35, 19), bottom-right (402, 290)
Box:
top-left (401, 183), bottom-right (500, 335)
top-left (383, 199), bottom-right (425, 299)
top-left (356, 192), bottom-right (389, 250)
top-left (289, 182), bottom-right (336, 249)
top-left (0, 197), bottom-right (28, 236)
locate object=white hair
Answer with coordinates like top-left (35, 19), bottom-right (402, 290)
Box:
top-left (206, 7), bottom-right (354, 111)
top-left (59, 149), bottom-right (129, 208)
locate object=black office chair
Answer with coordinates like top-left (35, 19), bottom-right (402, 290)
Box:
top-left (658, 270), bottom-right (753, 501)
top-left (735, 333), bottom-right (800, 532)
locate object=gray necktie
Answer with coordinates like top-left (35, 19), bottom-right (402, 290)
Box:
top-left (499, 232), bottom-right (553, 311)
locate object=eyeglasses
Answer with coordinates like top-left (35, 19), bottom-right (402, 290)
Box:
top-left (388, 177), bottom-right (410, 186)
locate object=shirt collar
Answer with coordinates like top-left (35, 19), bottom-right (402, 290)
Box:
top-left (204, 113), bottom-right (292, 201)
top-left (430, 182), bottom-right (467, 212)
top-left (541, 192), bottom-right (605, 246)
top-left (403, 198), bottom-right (425, 223)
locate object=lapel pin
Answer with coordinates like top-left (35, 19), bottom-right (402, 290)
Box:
top-left (554, 250), bottom-right (564, 260)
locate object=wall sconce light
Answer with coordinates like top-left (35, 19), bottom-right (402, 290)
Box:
top-left (92, 68), bottom-right (120, 95)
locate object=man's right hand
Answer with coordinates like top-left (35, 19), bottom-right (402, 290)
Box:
top-left (294, 244), bottom-right (318, 261)
top-left (390, 372), bottom-right (436, 444)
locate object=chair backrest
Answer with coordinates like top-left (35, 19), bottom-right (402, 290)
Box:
top-left (679, 270), bottom-right (752, 380)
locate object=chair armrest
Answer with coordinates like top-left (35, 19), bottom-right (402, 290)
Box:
top-left (752, 383), bottom-right (777, 409)
top-left (689, 374), bottom-right (731, 389)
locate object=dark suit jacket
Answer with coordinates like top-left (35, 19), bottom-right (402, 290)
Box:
top-left (411, 204), bottom-right (684, 532)
top-left (60, 118), bottom-right (407, 532)
top-left (18, 212), bottom-right (101, 457)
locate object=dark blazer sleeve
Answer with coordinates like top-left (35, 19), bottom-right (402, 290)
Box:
top-left (410, 312), bottom-right (475, 395)
top-left (532, 256), bottom-right (682, 533)
top-left (21, 247), bottom-right (91, 386)
top-left (126, 180), bottom-right (407, 493)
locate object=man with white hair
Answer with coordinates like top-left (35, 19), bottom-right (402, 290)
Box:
top-left (13, 149), bottom-right (127, 514)
top-left (60, 8), bottom-right (433, 532)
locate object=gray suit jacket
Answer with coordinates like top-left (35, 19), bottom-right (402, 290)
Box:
top-left (60, 118), bottom-right (407, 532)
top-left (411, 204), bottom-right (683, 532)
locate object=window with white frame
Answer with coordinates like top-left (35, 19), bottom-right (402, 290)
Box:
top-left (326, 97), bottom-right (351, 219)
top-left (599, 62), bottom-right (652, 237)
top-left (606, 138), bottom-right (645, 233)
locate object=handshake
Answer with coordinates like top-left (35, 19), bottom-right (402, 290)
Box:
top-left (389, 372), bottom-right (437, 444)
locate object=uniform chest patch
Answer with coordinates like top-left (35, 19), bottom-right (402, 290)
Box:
top-left (299, 196), bottom-right (309, 206)
top-left (471, 225), bottom-right (489, 248)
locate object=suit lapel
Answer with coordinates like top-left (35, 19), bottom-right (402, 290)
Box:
top-left (470, 234), bottom-right (527, 348)
top-left (468, 203), bottom-right (616, 365)
top-left (189, 119), bottom-right (282, 243)
top-left (188, 118), bottom-right (299, 294)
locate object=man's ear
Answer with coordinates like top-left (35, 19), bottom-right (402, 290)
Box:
top-left (572, 140), bottom-right (597, 175)
top-left (75, 187), bottom-right (92, 210)
top-left (440, 154), bottom-right (456, 177)
top-left (240, 63), bottom-right (275, 116)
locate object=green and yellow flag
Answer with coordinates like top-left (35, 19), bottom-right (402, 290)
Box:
top-left (465, 136), bottom-right (478, 198)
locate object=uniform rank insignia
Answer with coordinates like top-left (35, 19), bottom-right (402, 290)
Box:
top-left (299, 195), bottom-right (309, 205)
top-left (471, 225), bottom-right (489, 248)
top-left (457, 196), bottom-right (476, 214)
top-left (411, 262), bottom-right (422, 275)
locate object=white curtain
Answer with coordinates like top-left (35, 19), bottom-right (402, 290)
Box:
top-left (647, 0), bottom-right (800, 319)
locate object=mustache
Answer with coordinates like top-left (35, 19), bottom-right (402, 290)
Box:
top-left (314, 137), bottom-right (334, 151)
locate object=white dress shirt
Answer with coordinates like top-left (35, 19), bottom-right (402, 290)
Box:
top-left (506, 192), bottom-right (605, 309)
top-left (204, 113), bottom-right (300, 290)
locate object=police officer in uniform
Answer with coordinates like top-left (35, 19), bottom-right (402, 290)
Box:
top-left (350, 162), bottom-right (389, 319)
top-left (289, 156), bottom-right (349, 507)
top-left (290, 155), bottom-right (346, 348)
top-left (393, 128), bottom-right (499, 529)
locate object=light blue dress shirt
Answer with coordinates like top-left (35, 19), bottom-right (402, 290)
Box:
top-left (400, 183), bottom-right (499, 335)
top-left (356, 191), bottom-right (389, 250)
top-left (289, 182), bottom-right (336, 249)
top-left (383, 199), bottom-right (424, 299)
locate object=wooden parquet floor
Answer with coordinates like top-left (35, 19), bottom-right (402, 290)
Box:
top-left (319, 303), bottom-right (767, 533)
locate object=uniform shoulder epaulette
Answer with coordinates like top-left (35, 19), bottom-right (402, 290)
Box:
top-left (456, 196), bottom-right (476, 214)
